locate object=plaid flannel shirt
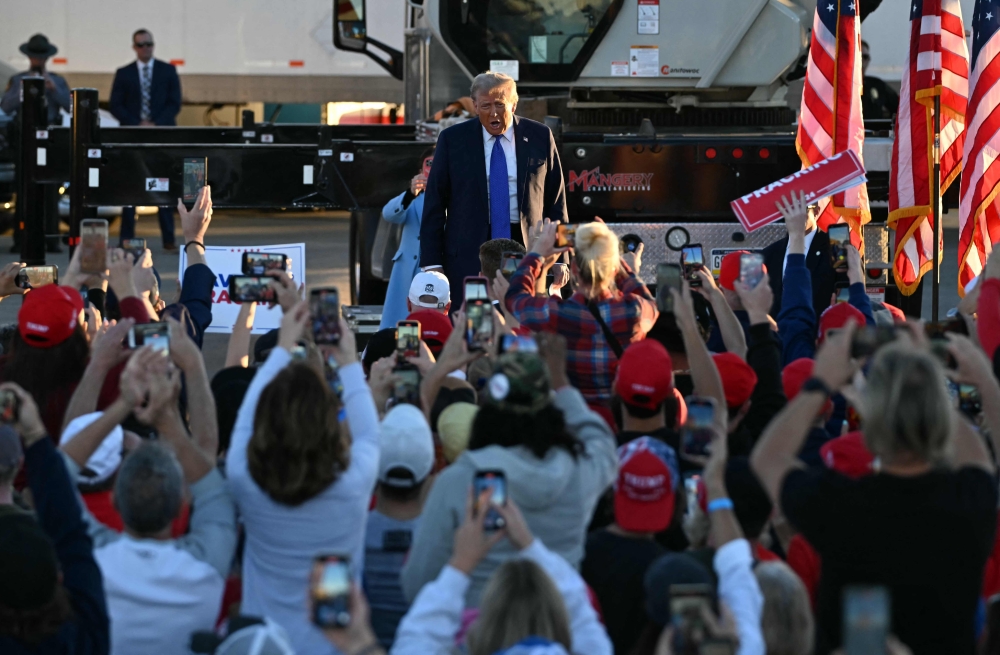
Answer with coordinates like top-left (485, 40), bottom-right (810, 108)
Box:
top-left (504, 252), bottom-right (658, 403)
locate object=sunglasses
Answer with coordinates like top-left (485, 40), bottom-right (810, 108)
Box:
top-left (134, 41), bottom-right (154, 48)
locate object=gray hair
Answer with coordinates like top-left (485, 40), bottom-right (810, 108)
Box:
top-left (115, 442), bottom-right (183, 536)
top-left (470, 71), bottom-right (519, 104)
top-left (755, 562), bottom-right (814, 655)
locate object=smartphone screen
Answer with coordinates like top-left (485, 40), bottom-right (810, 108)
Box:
top-left (681, 245), bottom-right (705, 287)
top-left (835, 284), bottom-right (851, 304)
top-left (466, 299), bottom-right (493, 350)
top-left (396, 321), bottom-right (421, 359)
top-left (80, 219), bottom-right (109, 274)
top-left (555, 224), bottom-right (576, 248)
top-left (500, 334), bottom-right (538, 354)
top-left (121, 239), bottom-right (146, 262)
top-left (657, 263), bottom-right (682, 314)
top-left (959, 384), bottom-right (983, 417)
top-left (228, 276), bottom-right (276, 304)
top-left (182, 157), bottom-right (207, 203)
top-left (670, 583), bottom-right (715, 653)
top-left (392, 365), bottom-right (421, 406)
top-left (311, 555), bottom-right (351, 629)
top-left (682, 396), bottom-right (716, 457)
top-left (243, 252), bottom-right (288, 275)
top-left (828, 224), bottom-right (850, 269)
top-left (310, 288), bottom-right (341, 345)
top-left (500, 252), bottom-right (523, 280)
top-left (464, 276), bottom-right (489, 303)
top-left (474, 470), bottom-right (507, 530)
top-left (739, 253), bottom-right (764, 289)
top-left (128, 322), bottom-right (170, 353)
top-left (843, 586), bottom-right (889, 655)
top-left (0, 389), bottom-right (20, 424)
top-left (15, 265), bottom-right (58, 290)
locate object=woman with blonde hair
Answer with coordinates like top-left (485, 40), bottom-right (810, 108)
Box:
top-left (505, 219), bottom-right (657, 406)
top-left (751, 323), bottom-right (1000, 655)
top-left (755, 561), bottom-right (814, 655)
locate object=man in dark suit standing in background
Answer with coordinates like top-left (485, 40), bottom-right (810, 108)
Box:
top-left (110, 28), bottom-right (182, 251)
top-left (761, 202), bottom-right (837, 319)
top-left (420, 71), bottom-right (566, 305)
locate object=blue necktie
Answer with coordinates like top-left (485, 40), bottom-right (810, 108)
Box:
top-left (490, 136), bottom-right (512, 240)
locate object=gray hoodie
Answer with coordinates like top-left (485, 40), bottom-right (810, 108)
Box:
top-left (400, 385), bottom-right (617, 607)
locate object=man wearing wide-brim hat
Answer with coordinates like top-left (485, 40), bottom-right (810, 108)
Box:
top-left (1, 34), bottom-right (71, 254)
top-left (1, 34), bottom-right (71, 126)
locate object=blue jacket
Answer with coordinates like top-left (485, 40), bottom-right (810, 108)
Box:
top-left (419, 116), bottom-right (566, 305)
top-left (0, 439), bottom-right (110, 655)
top-left (379, 191), bottom-right (425, 330)
top-left (109, 59), bottom-right (181, 126)
top-left (162, 263), bottom-right (215, 348)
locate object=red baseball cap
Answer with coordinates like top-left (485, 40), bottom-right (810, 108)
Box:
top-left (881, 301), bottom-right (906, 323)
top-left (718, 251), bottom-right (750, 291)
top-left (614, 339), bottom-right (673, 410)
top-left (817, 302), bottom-right (864, 342)
top-left (614, 436), bottom-right (679, 533)
top-left (18, 285), bottom-right (84, 349)
top-left (782, 357), bottom-right (834, 415)
top-left (820, 431), bottom-right (874, 479)
top-left (712, 352), bottom-right (758, 409)
top-left (406, 310), bottom-right (453, 356)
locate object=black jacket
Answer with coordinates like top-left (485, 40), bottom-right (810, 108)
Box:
top-left (762, 230), bottom-right (837, 320)
top-left (109, 59), bottom-right (181, 126)
top-left (730, 323), bottom-right (787, 456)
top-left (0, 439), bottom-right (109, 655)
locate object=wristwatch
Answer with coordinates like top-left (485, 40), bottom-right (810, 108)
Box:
top-left (801, 377), bottom-right (833, 398)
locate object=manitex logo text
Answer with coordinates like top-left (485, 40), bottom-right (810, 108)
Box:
top-left (567, 167), bottom-right (654, 192)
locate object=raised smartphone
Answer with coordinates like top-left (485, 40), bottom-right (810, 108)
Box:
top-left (843, 586), bottom-right (889, 655)
top-left (464, 276), bottom-right (490, 303)
top-left (500, 251), bottom-right (524, 280)
top-left (310, 288), bottom-right (341, 345)
top-left (739, 253), bottom-right (765, 289)
top-left (228, 276), bottom-right (276, 304)
top-left (682, 396), bottom-right (716, 457)
top-left (15, 265), bottom-right (58, 290)
top-left (657, 263), bottom-right (682, 314)
top-left (242, 251), bottom-right (288, 275)
top-left (465, 299), bottom-right (493, 350)
top-left (311, 554), bottom-right (351, 629)
top-left (828, 224), bottom-right (851, 270)
top-left (395, 320), bottom-right (421, 359)
top-left (182, 157), bottom-right (207, 207)
top-left (473, 470), bottom-right (507, 530)
top-left (128, 322), bottom-right (170, 353)
top-left (681, 244), bottom-right (705, 287)
top-left (121, 238), bottom-right (146, 262)
top-left (80, 219), bottom-right (109, 274)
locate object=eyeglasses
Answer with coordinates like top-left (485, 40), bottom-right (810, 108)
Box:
top-left (134, 41), bottom-right (154, 48)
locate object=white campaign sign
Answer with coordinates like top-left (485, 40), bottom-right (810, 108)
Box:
top-left (178, 243), bottom-right (306, 334)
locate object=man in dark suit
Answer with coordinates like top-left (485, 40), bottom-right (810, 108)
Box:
top-left (419, 71), bottom-right (567, 305)
top-left (761, 203), bottom-right (838, 319)
top-left (109, 29), bottom-right (182, 251)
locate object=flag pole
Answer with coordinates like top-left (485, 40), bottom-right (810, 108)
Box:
top-left (931, 94), bottom-right (942, 321)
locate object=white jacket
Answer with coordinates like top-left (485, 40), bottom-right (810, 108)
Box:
top-left (714, 539), bottom-right (765, 655)
top-left (391, 539), bottom-right (612, 655)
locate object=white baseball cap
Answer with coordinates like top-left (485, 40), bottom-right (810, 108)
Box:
top-left (408, 271), bottom-right (451, 309)
top-left (378, 405), bottom-right (434, 488)
top-left (59, 412), bottom-right (124, 485)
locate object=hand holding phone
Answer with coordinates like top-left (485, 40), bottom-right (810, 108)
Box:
top-left (128, 322), bottom-right (170, 353)
top-left (15, 265), bottom-right (58, 290)
top-left (80, 219), bottom-right (109, 274)
top-left (474, 470), bottom-right (507, 530)
top-left (464, 276), bottom-right (490, 304)
top-left (739, 253), bottom-right (764, 289)
top-left (682, 396), bottom-right (717, 458)
top-left (391, 362), bottom-right (421, 407)
top-left (183, 157), bottom-right (207, 209)
top-left (465, 300), bottom-right (494, 351)
top-left (828, 224), bottom-right (850, 271)
top-left (228, 276), bottom-right (277, 304)
top-left (555, 224), bottom-right (577, 249)
top-left (121, 239), bottom-right (147, 263)
top-left (311, 555), bottom-right (352, 629)
top-left (396, 321), bottom-right (421, 359)
top-left (657, 263), bottom-right (682, 314)
top-left (681, 245), bottom-right (706, 288)
top-left (243, 251), bottom-right (288, 275)
top-left (310, 288), bottom-right (341, 346)
top-left (500, 252), bottom-right (524, 280)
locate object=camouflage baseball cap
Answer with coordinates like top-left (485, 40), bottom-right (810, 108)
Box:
top-left (485, 352), bottom-right (551, 414)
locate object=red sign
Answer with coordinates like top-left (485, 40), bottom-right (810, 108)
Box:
top-left (729, 151), bottom-right (867, 232)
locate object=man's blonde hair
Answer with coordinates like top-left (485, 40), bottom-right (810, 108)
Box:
top-left (573, 222), bottom-right (620, 299)
top-left (470, 71), bottom-right (519, 104)
top-left (863, 342), bottom-right (953, 464)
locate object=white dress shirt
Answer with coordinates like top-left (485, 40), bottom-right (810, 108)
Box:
top-left (482, 124), bottom-right (519, 224)
top-left (782, 227), bottom-right (817, 273)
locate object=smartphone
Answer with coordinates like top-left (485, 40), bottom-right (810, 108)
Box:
top-left (682, 396), bottom-right (716, 458)
top-left (466, 299), bottom-right (494, 351)
top-left (182, 157), bottom-right (207, 207)
top-left (657, 263), bottom-right (682, 314)
top-left (15, 265), bottom-right (58, 290)
top-left (828, 224), bottom-right (850, 271)
top-left (843, 586), bottom-right (889, 655)
top-left (739, 253), bottom-right (764, 289)
top-left (621, 233), bottom-right (643, 254)
top-left (310, 288), bottom-right (341, 346)
top-left (670, 583), bottom-right (715, 654)
top-left (959, 384), bottom-right (983, 417)
top-left (311, 554), bottom-right (351, 629)
top-left (500, 251), bottom-right (524, 280)
top-left (473, 470), bottom-right (507, 530)
top-left (242, 251), bottom-right (288, 276)
top-left (396, 320), bottom-right (421, 359)
top-left (681, 244), bottom-right (705, 287)
top-left (392, 363), bottom-right (421, 407)
top-left (464, 276), bottom-right (490, 304)
top-left (555, 224), bottom-right (577, 248)
top-left (499, 334), bottom-right (538, 354)
top-left (228, 275), bottom-right (277, 304)
top-left (117, 238), bottom-right (147, 263)
top-left (80, 219), bottom-right (109, 274)
top-left (834, 283), bottom-right (851, 304)
top-left (0, 389), bottom-right (20, 424)
top-left (128, 322), bottom-right (170, 353)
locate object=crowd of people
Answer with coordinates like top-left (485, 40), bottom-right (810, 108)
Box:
top-left (0, 179), bottom-right (996, 655)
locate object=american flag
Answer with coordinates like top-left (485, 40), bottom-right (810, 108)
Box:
top-left (796, 0), bottom-right (871, 253)
top-left (959, 0), bottom-right (1000, 293)
top-left (889, 0), bottom-right (969, 296)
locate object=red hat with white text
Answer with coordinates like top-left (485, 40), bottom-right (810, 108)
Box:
top-left (18, 285), bottom-right (84, 348)
top-left (615, 339), bottom-right (674, 410)
top-left (615, 436), bottom-right (680, 533)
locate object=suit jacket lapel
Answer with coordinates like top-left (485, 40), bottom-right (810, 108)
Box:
top-left (470, 119), bottom-right (489, 214)
top-left (513, 116), bottom-right (527, 214)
